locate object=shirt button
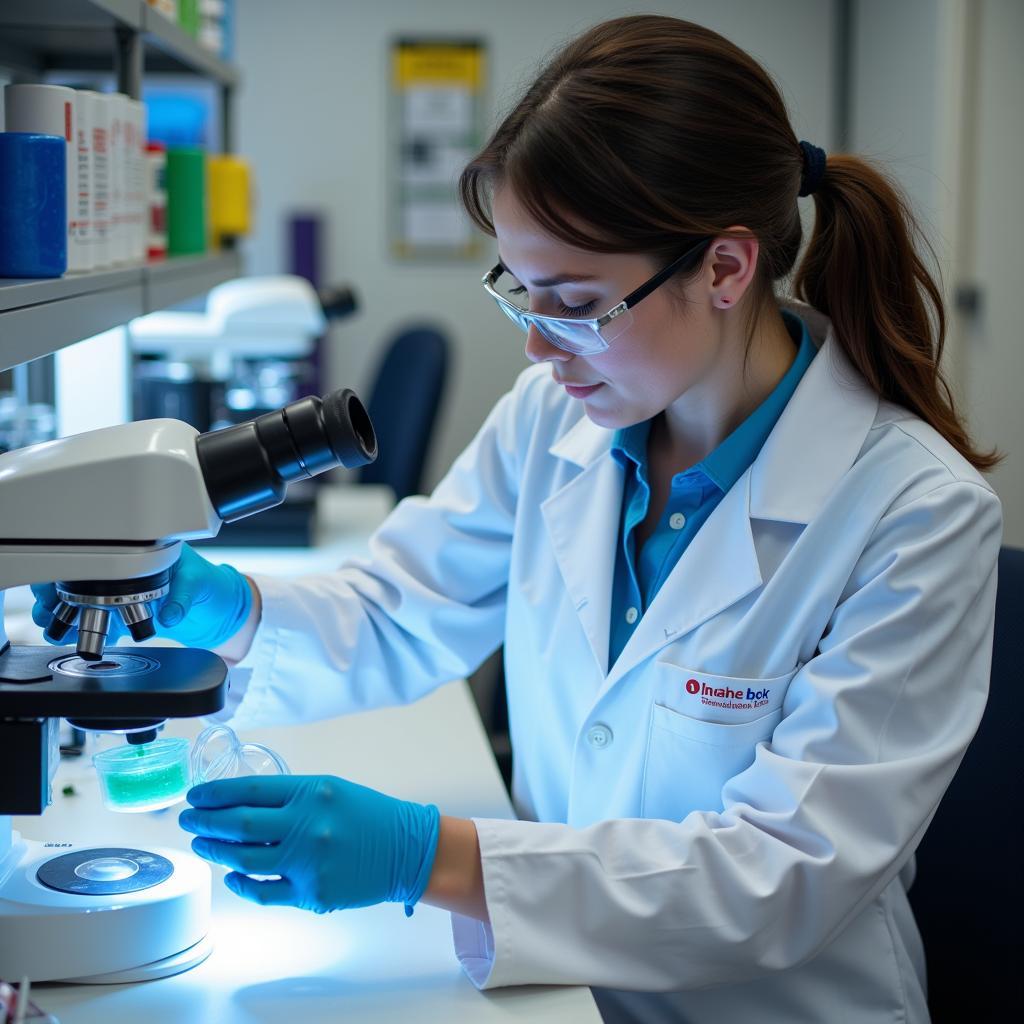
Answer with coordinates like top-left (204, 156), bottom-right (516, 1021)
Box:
top-left (587, 724), bottom-right (613, 748)
top-left (670, 512), bottom-right (687, 530)
top-left (625, 606), bottom-right (639, 625)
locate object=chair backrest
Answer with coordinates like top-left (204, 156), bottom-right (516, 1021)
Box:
top-left (359, 325), bottom-right (451, 501)
top-left (908, 546), bottom-right (1024, 1022)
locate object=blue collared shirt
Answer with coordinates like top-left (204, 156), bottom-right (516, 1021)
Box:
top-left (608, 310), bottom-right (817, 669)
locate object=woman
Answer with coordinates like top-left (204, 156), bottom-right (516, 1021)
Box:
top-left (35, 15), bottom-right (1002, 1023)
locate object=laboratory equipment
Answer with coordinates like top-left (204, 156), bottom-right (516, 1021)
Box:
top-left (72, 90), bottom-right (94, 272)
top-left (131, 275), bottom-right (333, 434)
top-left (93, 738), bottom-right (192, 813)
top-left (0, 385), bottom-right (377, 983)
top-left (208, 154), bottom-right (251, 247)
top-left (3, 84), bottom-right (77, 272)
top-left (0, 134), bottom-right (66, 278)
top-left (130, 275), bottom-right (359, 545)
top-left (165, 145), bottom-right (207, 255)
top-left (91, 724), bottom-right (287, 816)
top-left (146, 141), bottom-right (168, 260)
top-left (191, 724), bottom-right (289, 784)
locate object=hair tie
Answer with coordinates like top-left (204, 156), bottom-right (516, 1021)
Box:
top-left (798, 140), bottom-right (827, 197)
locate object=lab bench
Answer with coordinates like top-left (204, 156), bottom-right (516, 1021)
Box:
top-left (12, 483), bottom-right (601, 1022)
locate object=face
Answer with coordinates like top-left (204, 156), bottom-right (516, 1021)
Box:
top-left (491, 185), bottom-right (736, 430)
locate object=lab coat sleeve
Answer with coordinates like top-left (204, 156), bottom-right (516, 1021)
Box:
top-left (219, 368), bottom-right (533, 731)
top-left (452, 478), bottom-right (1002, 991)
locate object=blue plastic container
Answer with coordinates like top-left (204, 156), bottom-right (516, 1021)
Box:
top-left (0, 132), bottom-right (67, 278)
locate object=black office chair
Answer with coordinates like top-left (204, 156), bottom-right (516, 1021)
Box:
top-left (908, 546), bottom-right (1024, 1022)
top-left (359, 325), bottom-right (451, 501)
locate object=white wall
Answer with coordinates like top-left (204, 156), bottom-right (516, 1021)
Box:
top-left (234, 0), bottom-right (836, 489)
top-left (850, 0), bottom-right (963, 380)
top-left (850, 0), bottom-right (1023, 541)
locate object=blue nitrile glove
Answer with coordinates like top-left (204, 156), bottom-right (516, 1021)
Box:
top-left (31, 543), bottom-right (253, 650)
top-left (179, 775), bottom-right (441, 916)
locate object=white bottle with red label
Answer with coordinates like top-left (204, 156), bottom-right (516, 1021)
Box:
top-left (88, 92), bottom-right (112, 270)
top-left (146, 142), bottom-right (168, 262)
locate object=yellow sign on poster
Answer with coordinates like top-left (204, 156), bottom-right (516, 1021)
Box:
top-left (394, 44), bottom-right (484, 89)
top-left (390, 39), bottom-right (486, 261)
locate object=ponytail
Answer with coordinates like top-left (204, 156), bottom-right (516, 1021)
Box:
top-left (794, 155), bottom-right (999, 471)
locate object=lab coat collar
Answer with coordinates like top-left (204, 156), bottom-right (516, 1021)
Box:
top-left (749, 299), bottom-right (879, 524)
top-left (546, 299), bottom-right (879, 526)
top-left (547, 409), bottom-right (612, 469)
top-left (541, 452), bottom-right (624, 676)
top-left (541, 300), bottom-right (879, 683)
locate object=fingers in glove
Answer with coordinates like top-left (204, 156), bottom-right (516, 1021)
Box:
top-left (223, 872), bottom-right (298, 907)
top-left (179, 805), bottom-right (284, 844)
top-left (159, 544), bottom-right (213, 627)
top-left (190, 837), bottom-right (281, 875)
top-left (186, 776), bottom-right (300, 810)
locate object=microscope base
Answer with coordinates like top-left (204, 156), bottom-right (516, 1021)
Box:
top-left (64, 933), bottom-right (213, 983)
top-left (0, 833), bottom-right (211, 983)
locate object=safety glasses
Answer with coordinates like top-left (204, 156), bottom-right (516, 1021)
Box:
top-left (482, 236), bottom-right (712, 356)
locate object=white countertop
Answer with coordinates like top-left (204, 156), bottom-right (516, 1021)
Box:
top-left (10, 485), bottom-right (600, 1023)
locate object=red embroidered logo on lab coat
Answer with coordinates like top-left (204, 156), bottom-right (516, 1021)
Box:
top-left (685, 678), bottom-right (771, 709)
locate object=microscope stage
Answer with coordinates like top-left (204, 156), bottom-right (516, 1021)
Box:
top-left (0, 644), bottom-right (227, 717)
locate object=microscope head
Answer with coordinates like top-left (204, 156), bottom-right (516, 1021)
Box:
top-left (0, 388), bottom-right (377, 661)
top-left (0, 387), bottom-right (376, 816)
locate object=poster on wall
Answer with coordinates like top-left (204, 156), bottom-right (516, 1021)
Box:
top-left (390, 38), bottom-right (486, 261)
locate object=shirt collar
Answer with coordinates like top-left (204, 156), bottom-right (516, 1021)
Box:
top-left (610, 418), bottom-right (650, 474)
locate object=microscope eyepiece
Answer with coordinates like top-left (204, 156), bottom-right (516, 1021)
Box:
top-left (196, 388), bottom-right (378, 523)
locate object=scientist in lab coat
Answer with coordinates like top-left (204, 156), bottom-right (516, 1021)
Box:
top-left (35, 14), bottom-right (1003, 1024)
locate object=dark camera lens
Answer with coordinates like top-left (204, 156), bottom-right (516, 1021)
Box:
top-left (196, 389), bottom-right (377, 523)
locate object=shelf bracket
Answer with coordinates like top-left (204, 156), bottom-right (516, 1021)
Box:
top-left (115, 25), bottom-right (143, 100)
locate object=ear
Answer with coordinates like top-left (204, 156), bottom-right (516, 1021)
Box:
top-left (705, 229), bottom-right (759, 307)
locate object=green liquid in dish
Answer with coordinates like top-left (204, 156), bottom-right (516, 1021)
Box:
top-left (97, 742), bottom-right (191, 811)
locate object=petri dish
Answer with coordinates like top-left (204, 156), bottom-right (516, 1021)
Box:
top-left (190, 724), bottom-right (289, 784)
top-left (93, 737), bottom-right (192, 813)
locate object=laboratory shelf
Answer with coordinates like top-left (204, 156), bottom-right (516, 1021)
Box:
top-left (143, 250), bottom-right (241, 312)
top-left (0, 0), bottom-right (237, 85)
top-left (141, 4), bottom-right (238, 85)
top-left (0, 251), bottom-right (242, 373)
top-left (0, 266), bottom-right (141, 314)
top-left (0, 1), bottom-right (240, 374)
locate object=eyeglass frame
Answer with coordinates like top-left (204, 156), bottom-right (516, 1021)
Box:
top-left (481, 235), bottom-right (714, 355)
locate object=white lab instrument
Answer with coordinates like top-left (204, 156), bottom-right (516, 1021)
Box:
top-left (129, 275), bottom-right (328, 367)
top-left (0, 382), bottom-right (376, 983)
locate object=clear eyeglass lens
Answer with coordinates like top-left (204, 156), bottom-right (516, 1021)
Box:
top-left (490, 271), bottom-right (612, 356)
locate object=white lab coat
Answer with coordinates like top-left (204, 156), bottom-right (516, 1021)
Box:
top-left (226, 298), bottom-right (1002, 1024)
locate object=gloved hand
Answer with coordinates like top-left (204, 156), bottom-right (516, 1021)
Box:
top-left (31, 543), bottom-right (253, 651)
top-left (179, 775), bottom-right (441, 915)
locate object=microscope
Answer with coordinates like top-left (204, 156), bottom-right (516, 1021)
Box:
top-left (0, 388), bottom-right (377, 983)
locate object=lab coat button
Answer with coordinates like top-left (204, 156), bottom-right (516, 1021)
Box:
top-left (670, 512), bottom-right (686, 530)
top-left (587, 724), bottom-right (613, 748)
top-left (625, 606), bottom-right (639, 624)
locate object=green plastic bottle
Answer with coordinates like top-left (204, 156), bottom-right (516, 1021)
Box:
top-left (165, 146), bottom-right (207, 256)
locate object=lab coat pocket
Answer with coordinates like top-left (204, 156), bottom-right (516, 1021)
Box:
top-left (641, 704), bottom-right (783, 820)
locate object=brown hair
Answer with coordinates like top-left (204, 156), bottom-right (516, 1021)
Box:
top-left (459, 15), bottom-right (999, 471)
